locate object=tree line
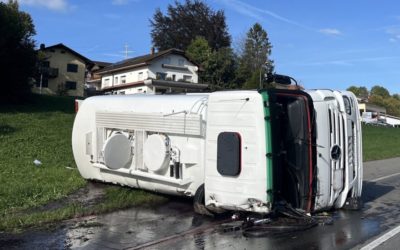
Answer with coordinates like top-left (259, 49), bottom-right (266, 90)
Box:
top-left (150, 0), bottom-right (274, 90)
top-left (347, 85), bottom-right (400, 117)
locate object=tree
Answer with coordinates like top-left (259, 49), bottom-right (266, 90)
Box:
top-left (150, 0), bottom-right (231, 51)
top-left (392, 93), bottom-right (400, 101)
top-left (383, 97), bottom-right (400, 117)
top-left (346, 86), bottom-right (369, 99)
top-left (237, 23), bottom-right (274, 89)
top-left (186, 37), bottom-right (211, 66)
top-left (242, 70), bottom-right (264, 89)
top-left (0, 0), bottom-right (36, 103)
top-left (203, 47), bottom-right (237, 90)
top-left (370, 85), bottom-right (390, 98)
top-left (186, 37), bottom-right (238, 90)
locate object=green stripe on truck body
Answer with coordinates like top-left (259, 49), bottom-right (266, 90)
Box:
top-left (259, 91), bottom-right (273, 203)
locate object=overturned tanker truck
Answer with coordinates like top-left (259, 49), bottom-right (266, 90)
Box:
top-left (72, 88), bottom-right (362, 215)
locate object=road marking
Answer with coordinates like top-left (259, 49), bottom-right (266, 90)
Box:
top-left (360, 224), bottom-right (400, 250)
top-left (369, 172), bottom-right (400, 182)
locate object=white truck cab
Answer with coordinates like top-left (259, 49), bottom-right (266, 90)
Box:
top-left (305, 90), bottom-right (362, 211)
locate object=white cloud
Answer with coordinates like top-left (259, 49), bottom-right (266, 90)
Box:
top-left (319, 28), bottom-right (342, 36)
top-left (18, 0), bottom-right (70, 11)
top-left (386, 25), bottom-right (400, 42)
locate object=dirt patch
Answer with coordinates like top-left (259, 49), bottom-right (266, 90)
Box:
top-left (31, 181), bottom-right (107, 214)
top-left (65, 181), bottom-right (107, 208)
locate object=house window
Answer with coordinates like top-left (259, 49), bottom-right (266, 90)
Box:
top-left (138, 72), bottom-right (143, 81)
top-left (178, 59), bottom-right (185, 66)
top-left (183, 75), bottom-right (192, 82)
top-left (164, 57), bottom-right (171, 64)
top-left (67, 63), bottom-right (78, 73)
top-left (121, 75), bottom-right (126, 84)
top-left (104, 78), bottom-right (110, 87)
top-left (172, 74), bottom-right (176, 81)
top-left (61, 50), bottom-right (66, 54)
top-left (65, 81), bottom-right (77, 90)
top-left (114, 76), bottom-right (119, 85)
top-left (156, 72), bottom-right (167, 80)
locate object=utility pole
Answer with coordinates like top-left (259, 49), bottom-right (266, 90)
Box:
top-left (39, 69), bottom-right (43, 94)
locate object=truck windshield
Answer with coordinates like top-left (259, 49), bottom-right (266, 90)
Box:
top-left (267, 89), bottom-right (316, 212)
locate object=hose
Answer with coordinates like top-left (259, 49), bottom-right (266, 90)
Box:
top-left (219, 202), bottom-right (332, 238)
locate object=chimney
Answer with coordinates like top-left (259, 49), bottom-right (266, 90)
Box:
top-left (39, 43), bottom-right (45, 50)
top-left (151, 47), bottom-right (155, 55)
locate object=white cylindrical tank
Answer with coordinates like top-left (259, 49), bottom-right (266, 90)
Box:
top-left (72, 93), bottom-right (209, 196)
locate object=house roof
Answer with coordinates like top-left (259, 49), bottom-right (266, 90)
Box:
top-left (96, 48), bottom-right (198, 75)
top-left (92, 60), bottom-right (112, 68)
top-left (41, 43), bottom-right (92, 64)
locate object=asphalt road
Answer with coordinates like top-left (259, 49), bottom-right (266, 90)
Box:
top-left (1, 157), bottom-right (400, 250)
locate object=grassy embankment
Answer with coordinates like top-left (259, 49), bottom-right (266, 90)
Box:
top-left (0, 95), bottom-right (166, 233)
top-left (0, 95), bottom-right (399, 232)
top-left (362, 124), bottom-right (400, 161)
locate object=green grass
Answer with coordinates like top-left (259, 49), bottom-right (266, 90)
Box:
top-left (0, 94), bottom-right (166, 233)
top-left (0, 95), bottom-right (85, 215)
top-left (362, 124), bottom-right (400, 161)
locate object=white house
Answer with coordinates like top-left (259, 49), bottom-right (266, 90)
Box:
top-left (96, 48), bottom-right (208, 94)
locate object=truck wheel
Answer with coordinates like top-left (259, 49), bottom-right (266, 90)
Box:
top-left (193, 184), bottom-right (214, 216)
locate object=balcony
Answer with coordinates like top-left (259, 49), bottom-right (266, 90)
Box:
top-left (41, 67), bottom-right (59, 78)
top-left (161, 63), bottom-right (189, 71)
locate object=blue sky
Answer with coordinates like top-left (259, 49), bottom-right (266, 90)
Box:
top-left (9, 0), bottom-right (400, 93)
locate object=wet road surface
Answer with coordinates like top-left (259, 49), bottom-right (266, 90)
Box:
top-left (1, 158), bottom-right (400, 250)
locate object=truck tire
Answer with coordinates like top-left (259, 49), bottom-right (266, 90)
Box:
top-left (193, 184), bottom-right (214, 216)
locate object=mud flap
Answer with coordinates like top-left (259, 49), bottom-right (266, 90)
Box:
top-left (342, 197), bottom-right (363, 210)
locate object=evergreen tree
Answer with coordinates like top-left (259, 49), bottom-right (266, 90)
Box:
top-left (238, 23), bottom-right (274, 89)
